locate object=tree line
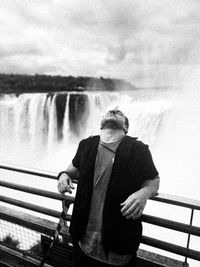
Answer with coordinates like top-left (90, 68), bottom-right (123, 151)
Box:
top-left (0, 73), bottom-right (135, 94)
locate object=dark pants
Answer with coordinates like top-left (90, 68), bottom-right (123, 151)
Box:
top-left (72, 244), bottom-right (138, 267)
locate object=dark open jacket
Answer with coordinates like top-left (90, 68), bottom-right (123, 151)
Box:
top-left (69, 135), bottom-right (158, 254)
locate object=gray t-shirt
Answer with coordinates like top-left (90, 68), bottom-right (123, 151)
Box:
top-left (79, 139), bottom-right (132, 265)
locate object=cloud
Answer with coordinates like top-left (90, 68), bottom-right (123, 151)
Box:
top-left (0, 0), bottom-right (200, 86)
top-left (0, 42), bottom-right (42, 59)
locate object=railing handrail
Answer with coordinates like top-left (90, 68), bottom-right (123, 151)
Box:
top-left (1, 163), bottom-right (200, 210)
top-left (1, 163), bottom-right (200, 263)
top-left (151, 193), bottom-right (200, 211)
top-left (1, 192), bottom-right (200, 237)
top-left (0, 195), bottom-right (62, 219)
top-left (0, 180), bottom-right (74, 203)
top-left (0, 163), bottom-right (57, 180)
top-left (1, 202), bottom-right (200, 262)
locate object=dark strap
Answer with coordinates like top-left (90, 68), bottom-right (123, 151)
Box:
top-left (39, 198), bottom-right (70, 266)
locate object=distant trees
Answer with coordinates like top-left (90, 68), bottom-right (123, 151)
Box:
top-left (0, 73), bottom-right (135, 94)
top-left (2, 234), bottom-right (20, 249)
top-left (2, 234), bottom-right (43, 258)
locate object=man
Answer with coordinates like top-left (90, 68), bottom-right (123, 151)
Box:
top-left (57, 108), bottom-right (160, 267)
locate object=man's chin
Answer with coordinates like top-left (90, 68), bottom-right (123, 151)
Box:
top-left (100, 120), bottom-right (124, 131)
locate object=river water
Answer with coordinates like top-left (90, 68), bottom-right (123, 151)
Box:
top-left (0, 89), bottom-right (199, 266)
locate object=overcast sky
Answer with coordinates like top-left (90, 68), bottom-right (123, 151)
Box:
top-left (0, 0), bottom-right (200, 86)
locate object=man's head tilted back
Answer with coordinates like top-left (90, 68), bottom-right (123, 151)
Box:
top-left (100, 108), bottom-right (129, 134)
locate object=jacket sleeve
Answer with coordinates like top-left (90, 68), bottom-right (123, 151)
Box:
top-left (72, 140), bottom-right (85, 169)
top-left (137, 146), bottom-right (159, 183)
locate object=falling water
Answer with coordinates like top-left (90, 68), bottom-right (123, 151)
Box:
top-left (0, 89), bottom-right (199, 199)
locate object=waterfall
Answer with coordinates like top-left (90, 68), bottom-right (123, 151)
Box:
top-left (0, 90), bottom-right (199, 199)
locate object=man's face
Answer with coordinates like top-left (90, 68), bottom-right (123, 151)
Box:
top-left (100, 110), bottom-right (127, 132)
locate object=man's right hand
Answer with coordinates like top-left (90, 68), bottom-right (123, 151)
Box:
top-left (57, 173), bottom-right (75, 194)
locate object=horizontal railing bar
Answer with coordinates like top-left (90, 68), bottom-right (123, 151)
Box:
top-left (1, 164), bottom-right (200, 210)
top-left (152, 193), bottom-right (200, 211)
top-left (142, 214), bottom-right (200, 236)
top-left (1, 192), bottom-right (200, 237)
top-left (1, 204), bottom-right (200, 262)
top-left (1, 179), bottom-right (200, 211)
top-left (3, 203), bottom-right (200, 239)
top-left (0, 164), bottom-right (57, 180)
top-left (142, 236), bottom-right (200, 261)
top-left (0, 205), bottom-right (58, 237)
top-left (0, 163), bottom-right (80, 183)
top-left (0, 180), bottom-right (74, 204)
top-left (0, 195), bottom-right (71, 221)
top-left (0, 205), bottom-right (70, 239)
top-left (1, 163), bottom-right (200, 262)
top-left (1, 189), bottom-right (200, 237)
top-left (0, 244), bottom-right (52, 267)
top-left (1, 180), bottom-right (200, 213)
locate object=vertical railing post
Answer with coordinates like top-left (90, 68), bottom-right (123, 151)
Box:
top-left (185, 208), bottom-right (194, 263)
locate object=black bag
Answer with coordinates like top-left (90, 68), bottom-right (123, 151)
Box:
top-left (41, 235), bottom-right (73, 267)
top-left (39, 199), bottom-right (72, 267)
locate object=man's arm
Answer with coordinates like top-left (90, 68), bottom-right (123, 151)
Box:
top-left (57, 162), bottom-right (79, 194)
top-left (121, 176), bottom-right (160, 220)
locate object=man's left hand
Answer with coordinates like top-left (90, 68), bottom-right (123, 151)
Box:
top-left (120, 191), bottom-right (147, 220)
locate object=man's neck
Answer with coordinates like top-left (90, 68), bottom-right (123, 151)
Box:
top-left (100, 129), bottom-right (125, 143)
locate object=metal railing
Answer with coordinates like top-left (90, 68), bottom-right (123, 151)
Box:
top-left (0, 163), bottom-right (200, 265)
